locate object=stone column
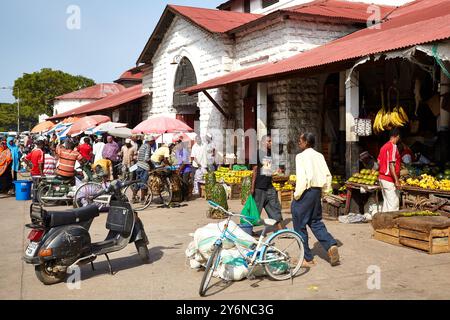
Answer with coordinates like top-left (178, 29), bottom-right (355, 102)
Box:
top-left (257, 82), bottom-right (268, 141)
top-left (345, 69), bottom-right (360, 178)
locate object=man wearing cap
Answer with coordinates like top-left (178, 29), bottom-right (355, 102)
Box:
top-left (132, 135), bottom-right (154, 203)
top-left (119, 138), bottom-right (137, 179)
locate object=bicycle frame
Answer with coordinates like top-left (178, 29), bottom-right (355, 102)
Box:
top-left (212, 207), bottom-right (291, 271)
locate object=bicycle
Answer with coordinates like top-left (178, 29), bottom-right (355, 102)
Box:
top-left (124, 166), bottom-right (174, 211)
top-left (199, 201), bottom-right (305, 297)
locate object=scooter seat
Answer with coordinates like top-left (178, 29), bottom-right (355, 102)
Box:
top-left (46, 205), bottom-right (100, 228)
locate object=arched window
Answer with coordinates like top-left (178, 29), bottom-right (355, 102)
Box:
top-left (173, 57), bottom-right (198, 110)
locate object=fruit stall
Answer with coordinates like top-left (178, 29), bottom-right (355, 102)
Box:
top-left (399, 168), bottom-right (450, 214)
top-left (344, 169), bottom-right (382, 215)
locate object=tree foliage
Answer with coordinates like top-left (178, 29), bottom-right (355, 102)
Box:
top-left (9, 68), bottom-right (95, 130)
top-left (0, 103), bottom-right (17, 132)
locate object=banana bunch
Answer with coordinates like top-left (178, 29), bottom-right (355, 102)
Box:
top-left (373, 105), bottom-right (409, 134)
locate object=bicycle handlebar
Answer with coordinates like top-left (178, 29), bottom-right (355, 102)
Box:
top-left (207, 201), bottom-right (258, 226)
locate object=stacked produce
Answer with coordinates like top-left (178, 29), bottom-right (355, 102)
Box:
top-left (403, 174), bottom-right (450, 192)
top-left (400, 210), bottom-right (440, 217)
top-left (241, 176), bottom-right (252, 205)
top-left (204, 172), bottom-right (217, 200)
top-left (273, 175), bottom-right (296, 191)
top-left (347, 169), bottom-right (379, 186)
top-left (214, 167), bottom-right (253, 184)
top-left (208, 184), bottom-right (229, 219)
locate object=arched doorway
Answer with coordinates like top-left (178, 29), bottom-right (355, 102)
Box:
top-left (173, 57), bottom-right (200, 129)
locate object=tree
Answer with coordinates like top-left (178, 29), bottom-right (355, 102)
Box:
top-left (12, 68), bottom-right (95, 129)
top-left (0, 103), bottom-right (17, 132)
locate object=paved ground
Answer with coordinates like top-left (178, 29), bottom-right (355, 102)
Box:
top-left (0, 195), bottom-right (449, 300)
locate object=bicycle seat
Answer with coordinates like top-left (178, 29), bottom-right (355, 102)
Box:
top-left (46, 205), bottom-right (100, 227)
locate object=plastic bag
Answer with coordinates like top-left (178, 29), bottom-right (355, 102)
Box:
top-left (240, 195), bottom-right (261, 226)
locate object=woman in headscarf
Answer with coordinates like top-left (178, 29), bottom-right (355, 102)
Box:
top-left (0, 140), bottom-right (13, 194)
top-left (7, 137), bottom-right (21, 184)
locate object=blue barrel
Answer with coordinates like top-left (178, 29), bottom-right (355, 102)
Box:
top-left (14, 180), bottom-right (32, 201)
top-left (238, 223), bottom-right (253, 236)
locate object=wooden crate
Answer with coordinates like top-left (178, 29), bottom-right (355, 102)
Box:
top-left (278, 190), bottom-right (293, 211)
top-left (373, 226), bottom-right (450, 254)
top-left (229, 184), bottom-right (242, 200)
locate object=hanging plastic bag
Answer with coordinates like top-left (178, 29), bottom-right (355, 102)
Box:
top-left (240, 195), bottom-right (261, 226)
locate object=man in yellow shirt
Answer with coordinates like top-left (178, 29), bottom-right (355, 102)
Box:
top-left (151, 141), bottom-right (177, 167)
top-left (92, 158), bottom-right (113, 181)
top-left (292, 133), bottom-right (340, 267)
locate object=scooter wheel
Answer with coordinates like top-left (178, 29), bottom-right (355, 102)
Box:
top-left (35, 264), bottom-right (66, 285)
top-left (135, 240), bottom-right (150, 263)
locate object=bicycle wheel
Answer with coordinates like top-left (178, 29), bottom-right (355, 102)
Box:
top-left (199, 244), bottom-right (222, 297)
top-left (73, 182), bottom-right (104, 209)
top-left (262, 230), bottom-right (304, 281)
top-left (124, 183), bottom-right (153, 211)
top-left (158, 177), bottom-right (172, 205)
top-left (37, 184), bottom-right (58, 206)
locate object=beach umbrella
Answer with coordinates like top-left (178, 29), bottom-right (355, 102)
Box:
top-left (107, 127), bottom-right (133, 139)
top-left (31, 121), bottom-right (55, 133)
top-left (85, 122), bottom-right (127, 135)
top-left (62, 116), bottom-right (81, 124)
top-left (68, 115), bottom-right (111, 136)
top-left (132, 116), bottom-right (193, 134)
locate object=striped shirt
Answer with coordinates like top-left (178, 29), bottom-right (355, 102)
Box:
top-left (137, 143), bottom-right (151, 171)
top-left (56, 146), bottom-right (83, 177)
top-left (43, 154), bottom-right (56, 175)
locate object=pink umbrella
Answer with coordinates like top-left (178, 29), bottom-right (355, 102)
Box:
top-left (132, 116), bottom-right (193, 134)
top-left (67, 115), bottom-right (111, 136)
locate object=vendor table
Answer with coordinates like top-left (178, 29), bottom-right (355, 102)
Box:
top-left (344, 182), bottom-right (382, 215)
top-left (400, 186), bottom-right (450, 213)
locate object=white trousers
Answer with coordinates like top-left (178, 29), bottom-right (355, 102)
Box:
top-left (193, 167), bottom-right (207, 194)
top-left (379, 179), bottom-right (400, 212)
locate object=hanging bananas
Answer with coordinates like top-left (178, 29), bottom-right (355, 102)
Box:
top-left (373, 86), bottom-right (409, 134)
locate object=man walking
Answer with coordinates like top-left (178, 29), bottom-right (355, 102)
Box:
top-left (291, 133), bottom-right (340, 267)
top-left (132, 135), bottom-right (153, 203)
top-left (251, 135), bottom-right (283, 231)
top-left (378, 128), bottom-right (401, 212)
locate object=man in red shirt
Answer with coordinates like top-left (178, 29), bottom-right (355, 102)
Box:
top-left (25, 140), bottom-right (44, 176)
top-left (377, 128), bottom-right (401, 212)
top-left (78, 137), bottom-right (93, 162)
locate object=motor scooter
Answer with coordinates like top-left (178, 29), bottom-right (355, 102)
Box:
top-left (23, 180), bottom-right (150, 285)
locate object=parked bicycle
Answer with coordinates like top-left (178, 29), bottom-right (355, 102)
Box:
top-left (124, 166), bottom-right (174, 211)
top-left (199, 201), bottom-right (305, 297)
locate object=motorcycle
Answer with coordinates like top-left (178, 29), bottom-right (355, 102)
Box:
top-left (36, 163), bottom-right (95, 206)
top-left (23, 180), bottom-right (150, 285)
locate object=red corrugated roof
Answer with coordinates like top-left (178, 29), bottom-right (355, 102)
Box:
top-left (284, 0), bottom-right (395, 23)
top-left (54, 83), bottom-right (125, 100)
top-left (168, 5), bottom-right (262, 33)
top-left (49, 85), bottom-right (147, 120)
top-left (116, 67), bottom-right (143, 81)
top-left (184, 0), bottom-right (450, 94)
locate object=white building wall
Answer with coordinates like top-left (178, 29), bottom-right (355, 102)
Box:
top-left (53, 99), bottom-right (96, 116)
top-left (142, 17), bottom-right (234, 135)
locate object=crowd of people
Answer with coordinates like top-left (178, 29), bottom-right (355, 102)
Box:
top-left (0, 131), bottom-right (218, 202)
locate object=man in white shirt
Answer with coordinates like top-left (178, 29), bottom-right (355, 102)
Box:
top-left (191, 135), bottom-right (207, 195)
top-left (292, 133), bottom-right (340, 267)
top-left (92, 135), bottom-right (105, 163)
top-left (205, 133), bottom-right (216, 172)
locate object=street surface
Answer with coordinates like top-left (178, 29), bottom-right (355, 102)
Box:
top-left (1, 195), bottom-right (449, 300)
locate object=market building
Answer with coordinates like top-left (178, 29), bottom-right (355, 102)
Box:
top-left (136, 0), bottom-right (417, 173)
top-left (48, 68), bottom-right (148, 128)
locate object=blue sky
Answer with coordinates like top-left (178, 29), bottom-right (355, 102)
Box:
top-left (0, 0), bottom-right (217, 103)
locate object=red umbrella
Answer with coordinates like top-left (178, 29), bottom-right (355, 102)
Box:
top-left (132, 116), bottom-right (193, 134)
top-left (68, 115), bottom-right (111, 136)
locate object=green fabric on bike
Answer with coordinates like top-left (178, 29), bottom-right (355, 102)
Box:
top-left (240, 195), bottom-right (261, 226)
